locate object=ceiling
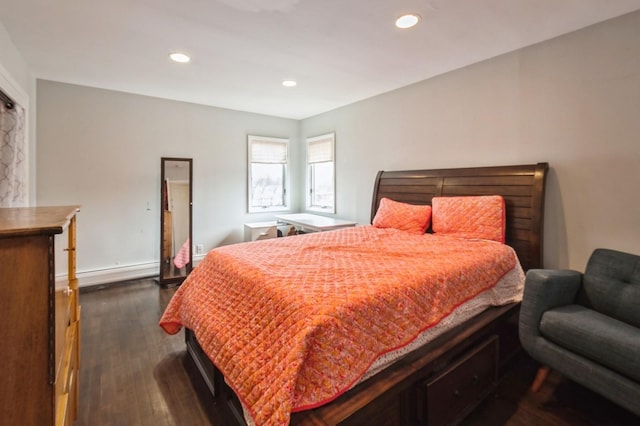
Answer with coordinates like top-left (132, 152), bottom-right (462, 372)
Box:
top-left (2, 0), bottom-right (640, 119)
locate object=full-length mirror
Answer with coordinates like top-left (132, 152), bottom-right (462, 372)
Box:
top-left (159, 157), bottom-right (192, 286)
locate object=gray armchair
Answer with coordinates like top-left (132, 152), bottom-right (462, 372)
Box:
top-left (519, 248), bottom-right (640, 416)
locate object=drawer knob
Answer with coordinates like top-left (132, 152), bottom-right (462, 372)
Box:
top-left (453, 374), bottom-right (480, 397)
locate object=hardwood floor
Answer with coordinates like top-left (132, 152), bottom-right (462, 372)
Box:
top-left (78, 279), bottom-right (233, 426)
top-left (78, 279), bottom-right (638, 426)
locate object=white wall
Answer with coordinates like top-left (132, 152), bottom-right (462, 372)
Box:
top-left (301, 11), bottom-right (640, 271)
top-left (36, 82), bottom-right (300, 284)
top-left (0, 21), bottom-right (36, 205)
top-left (34, 11), bottom-right (640, 282)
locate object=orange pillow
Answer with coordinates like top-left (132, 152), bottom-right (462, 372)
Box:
top-left (372, 198), bottom-right (432, 234)
top-left (431, 195), bottom-right (505, 243)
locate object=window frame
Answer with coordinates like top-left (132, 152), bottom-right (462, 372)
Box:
top-left (306, 132), bottom-right (336, 214)
top-left (247, 135), bottom-right (290, 213)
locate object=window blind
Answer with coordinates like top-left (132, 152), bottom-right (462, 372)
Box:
top-left (250, 138), bottom-right (288, 164)
top-left (307, 134), bottom-right (334, 164)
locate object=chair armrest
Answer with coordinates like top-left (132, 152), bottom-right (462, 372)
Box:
top-left (519, 269), bottom-right (583, 340)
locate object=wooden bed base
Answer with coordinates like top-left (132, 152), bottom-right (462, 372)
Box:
top-left (185, 162), bottom-right (549, 425)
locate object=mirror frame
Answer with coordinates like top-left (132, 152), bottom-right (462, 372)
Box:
top-left (159, 157), bottom-right (193, 286)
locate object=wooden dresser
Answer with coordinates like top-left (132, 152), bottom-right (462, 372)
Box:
top-left (0, 206), bottom-right (81, 425)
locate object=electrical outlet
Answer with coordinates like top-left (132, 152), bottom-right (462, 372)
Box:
top-left (195, 244), bottom-right (204, 254)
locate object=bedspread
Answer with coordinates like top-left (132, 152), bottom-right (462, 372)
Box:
top-left (173, 238), bottom-right (190, 269)
top-left (160, 226), bottom-right (522, 425)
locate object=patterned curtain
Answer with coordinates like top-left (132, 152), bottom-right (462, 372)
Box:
top-left (0, 102), bottom-right (26, 207)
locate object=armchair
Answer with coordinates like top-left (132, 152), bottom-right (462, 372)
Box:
top-left (519, 248), bottom-right (640, 416)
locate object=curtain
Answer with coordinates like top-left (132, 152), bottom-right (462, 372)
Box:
top-left (0, 101), bottom-right (26, 207)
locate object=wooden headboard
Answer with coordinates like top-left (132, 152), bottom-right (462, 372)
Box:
top-left (370, 163), bottom-right (549, 271)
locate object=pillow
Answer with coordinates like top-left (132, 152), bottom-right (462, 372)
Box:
top-left (431, 195), bottom-right (505, 242)
top-left (372, 198), bottom-right (432, 234)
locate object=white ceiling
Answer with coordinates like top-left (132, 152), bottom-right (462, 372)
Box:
top-left (2, 0), bottom-right (640, 119)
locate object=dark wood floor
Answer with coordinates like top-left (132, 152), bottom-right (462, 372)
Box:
top-left (78, 279), bottom-right (638, 426)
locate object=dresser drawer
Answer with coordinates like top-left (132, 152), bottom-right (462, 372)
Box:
top-left (55, 392), bottom-right (69, 426)
top-left (55, 319), bottom-right (79, 426)
top-left (422, 336), bottom-right (498, 426)
top-left (54, 282), bottom-right (74, 372)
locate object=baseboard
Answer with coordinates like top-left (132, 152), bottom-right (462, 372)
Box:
top-left (77, 261), bottom-right (158, 287)
top-left (77, 254), bottom-right (206, 287)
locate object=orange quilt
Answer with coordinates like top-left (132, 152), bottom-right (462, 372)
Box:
top-left (160, 226), bottom-right (520, 425)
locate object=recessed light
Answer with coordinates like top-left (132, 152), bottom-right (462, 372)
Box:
top-left (169, 52), bottom-right (191, 63)
top-left (282, 80), bottom-right (297, 87)
top-left (395, 14), bottom-right (421, 29)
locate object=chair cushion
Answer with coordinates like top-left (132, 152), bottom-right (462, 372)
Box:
top-left (580, 248), bottom-right (640, 328)
top-left (540, 304), bottom-right (640, 383)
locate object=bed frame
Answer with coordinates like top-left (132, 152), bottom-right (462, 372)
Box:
top-left (185, 162), bottom-right (549, 425)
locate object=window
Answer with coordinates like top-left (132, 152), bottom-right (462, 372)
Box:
top-left (306, 132), bottom-right (335, 213)
top-left (248, 135), bottom-right (289, 212)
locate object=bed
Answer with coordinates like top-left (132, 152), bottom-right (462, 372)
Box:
top-left (160, 162), bottom-right (549, 425)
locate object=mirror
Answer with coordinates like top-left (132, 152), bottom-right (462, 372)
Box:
top-left (159, 157), bottom-right (193, 286)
